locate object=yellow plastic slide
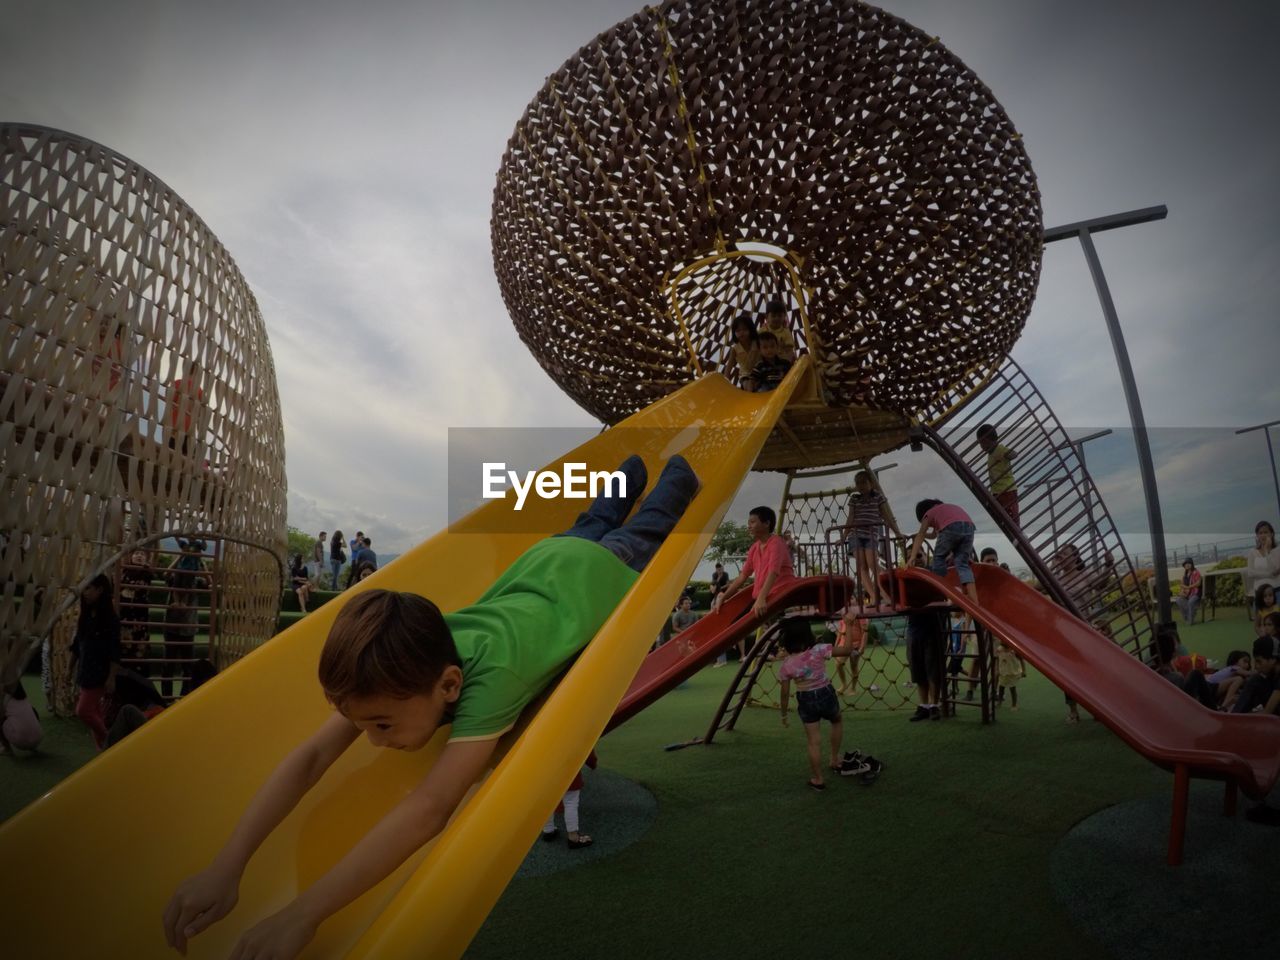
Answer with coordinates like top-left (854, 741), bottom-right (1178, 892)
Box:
top-left (0, 363), bottom-right (805, 958)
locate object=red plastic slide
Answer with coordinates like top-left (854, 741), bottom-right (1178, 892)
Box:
top-left (606, 575), bottom-right (852, 732)
top-left (895, 563), bottom-right (1280, 863)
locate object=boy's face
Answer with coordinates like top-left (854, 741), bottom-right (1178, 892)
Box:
top-left (343, 667), bottom-right (463, 751)
top-left (982, 552), bottom-right (998, 565)
top-left (766, 311), bottom-right (784, 329)
top-left (855, 474), bottom-right (871, 493)
top-left (1258, 653), bottom-right (1278, 676)
top-left (747, 513), bottom-right (770, 539)
top-left (759, 338), bottom-right (778, 359)
top-left (978, 434), bottom-right (994, 452)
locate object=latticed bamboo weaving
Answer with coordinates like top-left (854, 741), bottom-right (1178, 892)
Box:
top-left (492, 0), bottom-right (1041, 466)
top-left (1, 124), bottom-right (287, 686)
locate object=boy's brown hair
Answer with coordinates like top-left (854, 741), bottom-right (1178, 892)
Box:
top-left (319, 590), bottom-right (460, 708)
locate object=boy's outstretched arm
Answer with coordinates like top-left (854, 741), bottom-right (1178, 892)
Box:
top-left (905, 519), bottom-right (930, 568)
top-left (228, 738), bottom-right (499, 960)
top-left (163, 712), bottom-right (360, 954)
top-left (712, 571), bottom-right (750, 612)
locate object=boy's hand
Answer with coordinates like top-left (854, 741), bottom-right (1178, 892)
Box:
top-left (163, 864), bottom-right (240, 954)
top-left (229, 904), bottom-right (319, 960)
top-left (752, 595), bottom-right (769, 619)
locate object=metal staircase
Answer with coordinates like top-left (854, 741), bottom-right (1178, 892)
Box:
top-left (921, 357), bottom-right (1153, 658)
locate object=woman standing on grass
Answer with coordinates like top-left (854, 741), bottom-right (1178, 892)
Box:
top-left (329, 530), bottom-right (346, 591)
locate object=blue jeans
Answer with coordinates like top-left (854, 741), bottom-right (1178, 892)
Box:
top-left (556, 455), bottom-right (699, 573)
top-left (931, 521), bottom-right (976, 585)
top-left (330, 559), bottom-right (342, 589)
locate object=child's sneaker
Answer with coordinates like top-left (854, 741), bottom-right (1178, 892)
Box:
top-left (839, 757), bottom-right (871, 777)
top-left (842, 749), bottom-right (864, 765)
top-left (908, 706), bottom-right (930, 722)
top-left (858, 756), bottom-right (885, 784)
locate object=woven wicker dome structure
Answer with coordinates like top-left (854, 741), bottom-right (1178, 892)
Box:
top-left (1, 124), bottom-right (287, 685)
top-left (492, 0), bottom-right (1042, 468)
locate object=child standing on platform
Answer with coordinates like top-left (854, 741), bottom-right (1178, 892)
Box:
top-left (906, 500), bottom-right (979, 605)
top-left (842, 469), bottom-right (902, 610)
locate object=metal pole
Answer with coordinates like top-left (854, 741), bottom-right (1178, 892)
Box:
top-left (1060, 429), bottom-right (1113, 549)
top-left (1235, 419), bottom-right (1280, 518)
top-left (1075, 228), bottom-right (1172, 625)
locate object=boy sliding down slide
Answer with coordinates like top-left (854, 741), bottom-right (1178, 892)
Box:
top-left (163, 454), bottom-right (699, 960)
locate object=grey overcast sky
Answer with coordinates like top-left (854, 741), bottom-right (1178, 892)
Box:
top-left (4, 0), bottom-right (1278, 561)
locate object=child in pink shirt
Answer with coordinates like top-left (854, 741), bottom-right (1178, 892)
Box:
top-left (906, 499), bottom-right (979, 604)
top-left (776, 619), bottom-right (876, 790)
top-left (712, 506), bottom-right (797, 619)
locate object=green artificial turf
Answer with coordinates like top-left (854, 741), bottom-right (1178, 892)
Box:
top-left (2, 608), bottom-right (1274, 960)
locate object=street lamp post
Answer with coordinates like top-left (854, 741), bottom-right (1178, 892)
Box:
top-left (1044, 205), bottom-right (1173, 626)
top-left (1235, 419), bottom-right (1280, 519)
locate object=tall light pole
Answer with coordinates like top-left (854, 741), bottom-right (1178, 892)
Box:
top-left (1236, 419), bottom-right (1280, 519)
top-left (1044, 205), bottom-right (1173, 626)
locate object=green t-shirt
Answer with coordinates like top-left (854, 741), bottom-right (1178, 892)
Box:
top-left (444, 536), bottom-right (639, 741)
top-left (988, 443), bottom-right (1016, 494)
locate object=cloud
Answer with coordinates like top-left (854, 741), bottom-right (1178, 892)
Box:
top-left (5, 0), bottom-right (1276, 556)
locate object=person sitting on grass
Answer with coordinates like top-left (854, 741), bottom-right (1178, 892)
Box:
top-left (1, 679), bottom-right (43, 754)
top-left (906, 499), bottom-right (979, 606)
top-left (163, 454), bottom-right (700, 959)
top-left (776, 618), bottom-right (879, 790)
top-left (747, 331), bottom-right (792, 393)
top-left (290, 554), bottom-right (312, 614)
top-left (1231, 632), bottom-right (1279, 716)
top-left (712, 506), bottom-right (797, 621)
top-left (1201, 649), bottom-right (1251, 711)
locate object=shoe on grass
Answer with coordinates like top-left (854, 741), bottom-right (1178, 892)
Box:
top-left (909, 706), bottom-right (929, 722)
top-left (859, 757), bottom-right (885, 784)
top-left (839, 759), bottom-right (871, 777)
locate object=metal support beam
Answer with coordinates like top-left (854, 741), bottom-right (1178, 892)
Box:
top-left (1045, 206), bottom-right (1171, 623)
top-left (1235, 419), bottom-right (1280, 518)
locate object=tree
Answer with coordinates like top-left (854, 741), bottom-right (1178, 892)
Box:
top-left (285, 526), bottom-right (316, 564)
top-left (705, 519), bottom-right (752, 567)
